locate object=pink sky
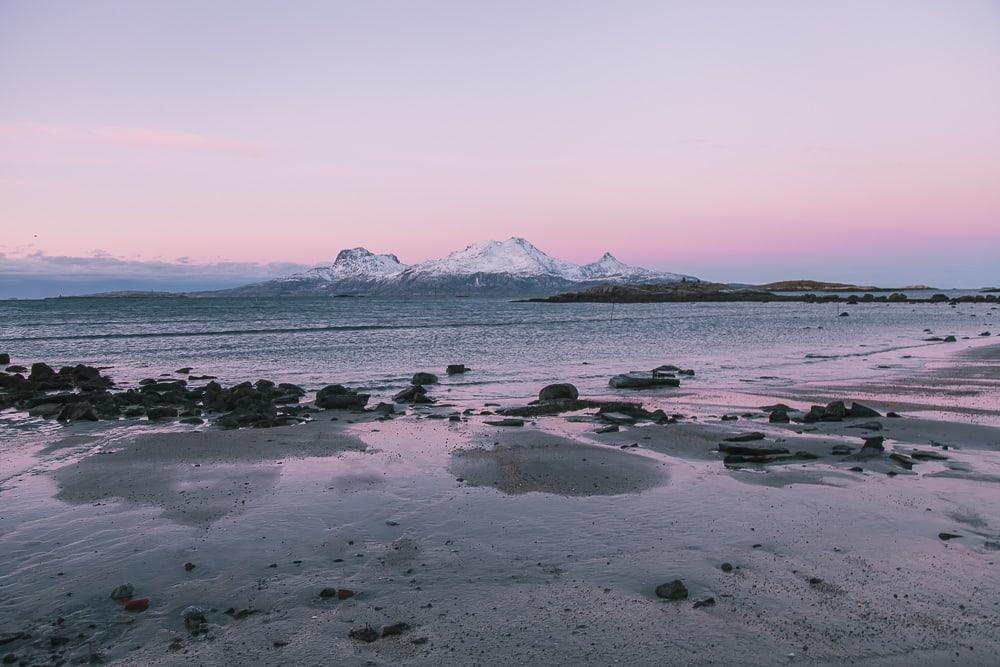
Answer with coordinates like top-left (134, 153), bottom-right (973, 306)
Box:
top-left (1, 1), bottom-right (998, 286)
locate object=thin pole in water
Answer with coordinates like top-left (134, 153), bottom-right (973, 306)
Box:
top-left (610, 300), bottom-right (615, 323)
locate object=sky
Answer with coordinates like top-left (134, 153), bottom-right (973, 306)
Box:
top-left (1, 0), bottom-right (999, 296)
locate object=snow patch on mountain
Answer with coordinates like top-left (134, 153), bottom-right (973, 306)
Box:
top-left (279, 248), bottom-right (406, 283)
top-left (400, 237), bottom-right (584, 280)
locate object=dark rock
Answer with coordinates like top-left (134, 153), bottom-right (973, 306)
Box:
top-left (847, 402), bottom-right (881, 418)
top-left (180, 416), bottom-right (204, 425)
top-left (109, 583), bottom-right (134, 600)
top-left (181, 606), bottom-right (208, 633)
top-left (349, 625), bottom-right (379, 643)
top-left (859, 436), bottom-right (885, 457)
top-left (4, 365), bottom-right (27, 373)
top-left (846, 421), bottom-right (882, 431)
top-left (720, 562), bottom-right (733, 573)
top-left (830, 445), bottom-right (854, 456)
top-left (394, 385), bottom-right (432, 404)
top-left (381, 622), bottom-right (411, 638)
top-left (723, 432), bottom-right (765, 442)
top-left (609, 373), bottom-right (680, 389)
top-left (184, 562), bottom-right (196, 572)
top-left (175, 367), bottom-right (193, 374)
top-left (886, 411), bottom-right (902, 418)
top-left (484, 418), bottom-right (524, 427)
top-left (943, 335), bottom-right (957, 342)
top-left (411, 372), bottom-right (439, 385)
top-left (446, 364), bottom-right (468, 375)
top-left (909, 450), bottom-right (948, 461)
top-left (760, 403), bottom-right (793, 413)
top-left (823, 401), bottom-right (846, 420)
top-left (29, 362), bottom-right (56, 382)
top-left (692, 597), bottom-right (716, 608)
top-left (720, 414), bottom-right (739, 421)
top-left (655, 580), bottom-right (688, 600)
top-left (316, 384), bottom-right (370, 410)
top-left (0, 353), bottom-right (8, 365)
top-left (57, 401), bottom-right (99, 422)
top-left (538, 383), bottom-right (579, 401)
top-left (938, 532), bottom-right (961, 541)
top-left (839, 312), bottom-right (849, 317)
top-left (889, 453), bottom-right (915, 470)
top-left (769, 409), bottom-right (790, 423)
top-left (147, 406), bottom-right (179, 420)
top-left (319, 588), bottom-right (339, 599)
top-left (371, 402), bottom-right (396, 416)
top-left (595, 425), bottom-right (619, 434)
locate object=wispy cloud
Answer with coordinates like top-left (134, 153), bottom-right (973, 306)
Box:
top-left (0, 248), bottom-right (309, 280)
top-left (0, 122), bottom-right (269, 158)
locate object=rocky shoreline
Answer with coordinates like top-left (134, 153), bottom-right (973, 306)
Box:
top-left (1, 342), bottom-right (1000, 666)
top-left (525, 282), bottom-right (1000, 304)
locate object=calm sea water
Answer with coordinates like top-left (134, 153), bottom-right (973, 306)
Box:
top-left (1, 294), bottom-right (996, 412)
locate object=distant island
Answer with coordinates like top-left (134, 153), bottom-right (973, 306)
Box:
top-left (755, 280), bottom-right (933, 292)
top-left (526, 283), bottom-right (997, 304)
top-left (47, 290), bottom-right (188, 300)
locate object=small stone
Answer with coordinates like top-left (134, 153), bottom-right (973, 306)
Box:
top-left (184, 562), bottom-right (196, 572)
top-left (938, 532), bottom-right (961, 541)
top-left (654, 579), bottom-right (688, 600)
top-left (720, 562), bottom-right (733, 573)
top-left (693, 597), bottom-right (716, 608)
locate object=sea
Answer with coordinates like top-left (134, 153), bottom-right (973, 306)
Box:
top-left (1, 292), bottom-right (996, 420)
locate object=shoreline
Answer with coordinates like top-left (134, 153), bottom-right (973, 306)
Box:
top-left (0, 342), bottom-right (999, 665)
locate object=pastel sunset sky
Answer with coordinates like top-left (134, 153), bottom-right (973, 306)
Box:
top-left (1, 0), bottom-right (999, 293)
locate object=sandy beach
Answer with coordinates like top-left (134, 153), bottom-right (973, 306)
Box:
top-left (0, 337), bottom-right (997, 666)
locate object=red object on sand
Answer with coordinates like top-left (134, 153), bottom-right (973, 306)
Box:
top-left (124, 597), bottom-right (150, 611)
top-left (337, 589), bottom-right (354, 599)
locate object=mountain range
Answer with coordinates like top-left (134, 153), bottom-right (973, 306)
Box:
top-left (200, 237), bottom-right (697, 297)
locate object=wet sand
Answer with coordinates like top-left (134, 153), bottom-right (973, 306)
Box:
top-left (1, 343), bottom-right (999, 665)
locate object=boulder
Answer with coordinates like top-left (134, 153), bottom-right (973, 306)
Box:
top-left (29, 362), bottom-right (56, 382)
top-left (411, 372), bottom-right (438, 385)
top-left (446, 364), bottom-right (468, 375)
top-left (57, 401), bottom-right (99, 422)
top-left (394, 385), bottom-right (433, 403)
top-left (858, 436), bottom-right (885, 457)
top-left (0, 353), bottom-right (8, 365)
top-left (724, 432), bottom-right (765, 443)
top-left (538, 383), bottom-right (579, 401)
top-left (147, 406), bottom-right (179, 420)
top-left (609, 372), bottom-right (680, 389)
top-left (316, 384), bottom-right (370, 410)
top-left (847, 402), bottom-right (881, 418)
top-left (769, 409), bottom-right (790, 423)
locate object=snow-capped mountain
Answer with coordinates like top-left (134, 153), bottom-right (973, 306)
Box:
top-left (280, 248), bottom-right (406, 283)
top-left (198, 237), bottom-right (697, 297)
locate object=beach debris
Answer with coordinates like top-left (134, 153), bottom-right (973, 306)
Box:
top-left (723, 432), bottom-right (765, 442)
top-left (655, 580), bottom-right (689, 600)
top-left (538, 383), bottom-right (579, 401)
top-left (693, 597), bottom-right (716, 608)
top-left (316, 384), bottom-right (370, 410)
top-left (123, 598), bottom-right (149, 612)
top-left (446, 364), bottom-right (468, 374)
top-left (411, 372), bottom-right (438, 385)
top-left (319, 588), bottom-right (354, 599)
top-left (109, 584), bottom-right (134, 600)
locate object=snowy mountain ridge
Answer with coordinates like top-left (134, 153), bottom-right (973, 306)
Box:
top-left (201, 237), bottom-right (697, 297)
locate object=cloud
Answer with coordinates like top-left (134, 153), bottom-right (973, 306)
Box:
top-left (0, 249), bottom-right (311, 297)
top-left (0, 122), bottom-right (269, 158)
